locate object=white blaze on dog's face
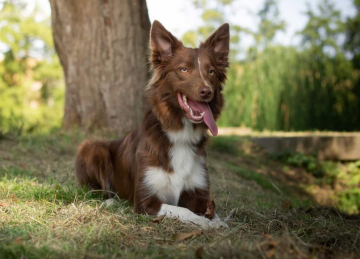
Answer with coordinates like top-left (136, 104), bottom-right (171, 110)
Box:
top-left (149, 21), bottom-right (230, 136)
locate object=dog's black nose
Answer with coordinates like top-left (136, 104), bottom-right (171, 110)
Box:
top-left (198, 86), bottom-right (212, 99)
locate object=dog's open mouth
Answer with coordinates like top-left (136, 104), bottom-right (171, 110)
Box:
top-left (177, 92), bottom-right (218, 136)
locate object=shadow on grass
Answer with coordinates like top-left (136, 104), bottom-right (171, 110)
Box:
top-left (208, 136), bottom-right (360, 216)
top-left (208, 136), bottom-right (311, 195)
top-left (0, 224), bottom-right (62, 259)
top-left (0, 242), bottom-right (61, 259)
top-left (0, 223), bottom-right (200, 259)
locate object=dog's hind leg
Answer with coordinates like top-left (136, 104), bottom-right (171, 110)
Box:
top-left (75, 140), bottom-right (114, 198)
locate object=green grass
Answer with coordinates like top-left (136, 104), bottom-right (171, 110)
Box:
top-left (271, 152), bottom-right (360, 214)
top-left (223, 162), bottom-right (277, 192)
top-left (1, 133), bottom-right (359, 258)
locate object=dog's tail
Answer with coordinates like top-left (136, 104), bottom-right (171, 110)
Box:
top-left (75, 140), bottom-right (114, 198)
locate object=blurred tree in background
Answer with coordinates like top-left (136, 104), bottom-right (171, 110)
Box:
top-left (345, 0), bottom-right (360, 69)
top-left (253, 0), bottom-right (286, 49)
top-left (291, 0), bottom-right (358, 130)
top-left (0, 0), bottom-right (63, 135)
top-left (182, 0), bottom-right (247, 59)
top-left (49, 0), bottom-right (150, 134)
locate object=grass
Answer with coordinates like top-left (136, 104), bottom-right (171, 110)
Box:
top-left (271, 152), bottom-right (360, 214)
top-left (1, 131), bottom-right (360, 258)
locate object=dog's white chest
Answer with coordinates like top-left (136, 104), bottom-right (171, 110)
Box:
top-left (144, 121), bottom-right (207, 205)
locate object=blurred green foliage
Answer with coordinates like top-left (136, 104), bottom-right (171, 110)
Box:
top-left (337, 160), bottom-right (360, 214)
top-left (185, 0), bottom-right (360, 131)
top-left (345, 0), bottom-right (360, 70)
top-left (272, 151), bottom-right (360, 214)
top-left (271, 151), bottom-right (338, 179)
top-left (0, 0), bottom-right (64, 135)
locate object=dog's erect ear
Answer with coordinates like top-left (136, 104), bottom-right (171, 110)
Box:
top-left (201, 23), bottom-right (230, 67)
top-left (150, 20), bottom-right (182, 62)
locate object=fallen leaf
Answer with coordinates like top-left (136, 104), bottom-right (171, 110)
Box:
top-left (266, 248), bottom-right (275, 258)
top-left (195, 246), bottom-right (204, 259)
top-left (0, 202), bottom-right (10, 207)
top-left (282, 199), bottom-right (293, 210)
top-left (173, 229), bottom-right (202, 242)
top-left (268, 241), bottom-right (278, 247)
top-left (14, 237), bottom-right (23, 244)
top-left (263, 240), bottom-right (278, 250)
top-left (150, 214), bottom-right (165, 223)
top-left (262, 232), bottom-right (272, 239)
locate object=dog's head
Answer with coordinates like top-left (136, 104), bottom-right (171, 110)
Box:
top-left (147, 21), bottom-right (229, 136)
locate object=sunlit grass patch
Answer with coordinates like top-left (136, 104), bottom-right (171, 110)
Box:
top-left (271, 152), bottom-right (360, 214)
top-left (0, 172), bottom-right (98, 203)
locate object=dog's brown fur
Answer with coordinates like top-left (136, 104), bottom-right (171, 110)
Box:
top-left (76, 20), bottom-right (229, 217)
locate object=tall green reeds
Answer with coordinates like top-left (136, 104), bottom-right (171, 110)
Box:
top-left (219, 46), bottom-right (360, 131)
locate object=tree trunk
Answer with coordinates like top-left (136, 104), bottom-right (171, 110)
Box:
top-left (49, 0), bottom-right (151, 134)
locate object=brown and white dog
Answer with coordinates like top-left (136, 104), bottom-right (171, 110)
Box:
top-left (76, 21), bottom-right (229, 229)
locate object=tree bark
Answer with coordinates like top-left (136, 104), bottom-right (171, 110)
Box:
top-left (49, 0), bottom-right (151, 134)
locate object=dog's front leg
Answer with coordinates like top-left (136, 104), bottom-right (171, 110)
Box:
top-left (133, 194), bottom-right (163, 215)
top-left (134, 193), bottom-right (226, 229)
top-left (178, 188), bottom-right (210, 217)
top-left (133, 194), bottom-right (213, 228)
top-left (177, 189), bottom-right (229, 229)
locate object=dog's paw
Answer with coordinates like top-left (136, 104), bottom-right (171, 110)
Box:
top-left (186, 216), bottom-right (212, 229)
top-left (209, 219), bottom-right (229, 229)
top-left (208, 214), bottom-right (229, 229)
top-left (157, 204), bottom-right (229, 229)
top-left (187, 214), bottom-right (229, 229)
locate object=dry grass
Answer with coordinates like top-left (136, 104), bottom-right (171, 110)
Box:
top-left (0, 131), bottom-right (359, 258)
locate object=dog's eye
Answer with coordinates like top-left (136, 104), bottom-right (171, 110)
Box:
top-left (209, 70), bottom-right (215, 75)
top-left (180, 67), bottom-right (188, 72)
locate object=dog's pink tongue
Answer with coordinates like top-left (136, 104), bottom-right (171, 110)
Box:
top-left (187, 99), bottom-right (218, 136)
top-left (203, 104), bottom-right (218, 136)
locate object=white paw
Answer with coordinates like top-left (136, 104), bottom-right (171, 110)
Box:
top-left (185, 216), bottom-right (211, 228)
top-left (207, 214), bottom-right (229, 229)
top-left (157, 204), bottom-right (229, 229)
top-left (211, 214), bottom-right (222, 222)
top-left (185, 215), bottom-right (229, 229)
top-left (209, 219), bottom-right (229, 229)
